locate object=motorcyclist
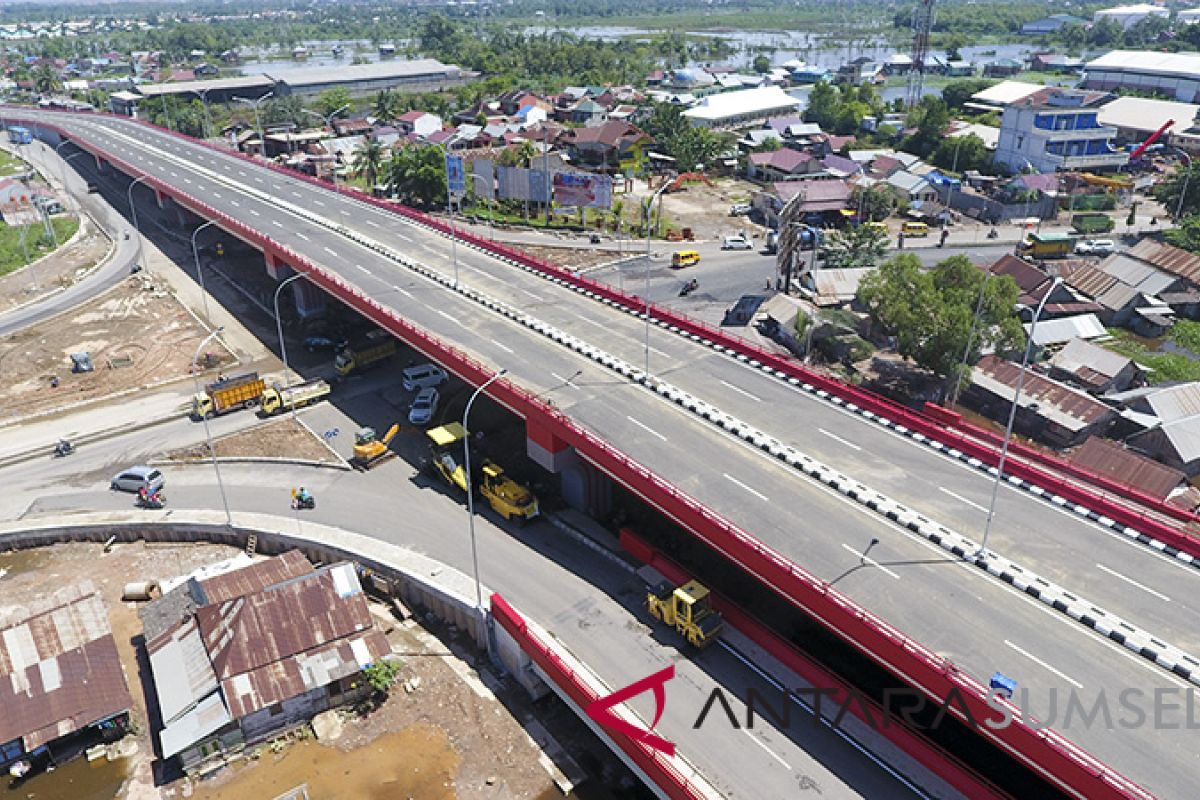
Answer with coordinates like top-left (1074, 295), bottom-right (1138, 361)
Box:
top-left (55, 439), bottom-right (72, 456)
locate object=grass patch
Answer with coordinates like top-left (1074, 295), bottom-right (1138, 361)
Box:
top-left (0, 216), bottom-right (79, 277)
top-left (0, 150), bottom-right (25, 177)
top-left (1170, 319), bottom-right (1200, 354)
top-left (1104, 327), bottom-right (1200, 384)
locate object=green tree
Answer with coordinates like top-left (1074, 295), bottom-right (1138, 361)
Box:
top-left (857, 254), bottom-right (1023, 394)
top-left (1165, 216), bottom-right (1200, 254)
top-left (942, 78), bottom-right (996, 110)
top-left (1154, 162), bottom-right (1200, 219)
top-left (373, 89), bottom-right (402, 123)
top-left (352, 137), bottom-right (386, 188)
top-left (498, 139), bottom-right (537, 168)
top-left (804, 81), bottom-right (840, 130)
top-left (363, 659), bottom-right (401, 694)
top-left (388, 144), bottom-right (446, 207)
top-left (902, 96), bottom-right (950, 158)
top-left (820, 222), bottom-right (888, 268)
top-left (32, 64), bottom-right (60, 95)
top-left (850, 185), bottom-right (897, 222)
top-left (753, 55), bottom-right (771, 74)
top-left (314, 87), bottom-right (353, 119)
top-left (932, 134), bottom-right (990, 174)
top-left (262, 96), bottom-right (304, 128)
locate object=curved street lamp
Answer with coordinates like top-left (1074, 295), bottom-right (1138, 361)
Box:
top-left (273, 271), bottom-right (309, 420)
top-left (190, 219), bottom-right (219, 326)
top-left (191, 327), bottom-right (233, 528)
top-left (464, 368), bottom-right (508, 610)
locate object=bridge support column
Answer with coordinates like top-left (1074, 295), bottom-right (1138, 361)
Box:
top-left (292, 280), bottom-right (325, 319)
top-left (154, 189), bottom-right (170, 210)
top-left (264, 250), bottom-right (287, 281)
top-left (94, 155), bottom-right (107, 173)
top-left (558, 454), bottom-right (612, 516)
top-left (526, 419), bottom-right (572, 474)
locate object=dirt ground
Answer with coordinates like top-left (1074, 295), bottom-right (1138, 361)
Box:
top-left (0, 542), bottom-right (570, 800)
top-left (161, 415), bottom-right (340, 464)
top-left (516, 243), bottom-right (623, 271)
top-left (624, 175), bottom-right (767, 244)
top-left (0, 274), bottom-right (235, 420)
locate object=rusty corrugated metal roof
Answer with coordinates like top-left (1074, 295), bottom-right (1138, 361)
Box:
top-left (1129, 239), bottom-right (1200, 285)
top-left (1064, 263), bottom-right (1118, 299)
top-left (196, 563), bottom-right (384, 719)
top-left (989, 254), bottom-right (1050, 293)
top-left (1069, 436), bottom-right (1184, 500)
top-left (0, 582), bottom-right (131, 752)
top-left (199, 549), bottom-right (312, 604)
top-left (974, 355), bottom-right (1115, 429)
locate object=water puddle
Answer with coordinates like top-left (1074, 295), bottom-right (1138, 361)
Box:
top-left (0, 754), bottom-right (129, 800)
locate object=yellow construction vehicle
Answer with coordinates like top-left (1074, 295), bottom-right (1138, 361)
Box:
top-left (350, 423), bottom-right (399, 470)
top-left (646, 579), bottom-right (723, 648)
top-left (425, 423), bottom-right (539, 522)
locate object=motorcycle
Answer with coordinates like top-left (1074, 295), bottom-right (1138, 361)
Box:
top-left (292, 494), bottom-right (315, 510)
top-left (53, 440), bottom-right (74, 458)
top-left (679, 278), bottom-right (699, 297)
top-left (136, 491), bottom-right (166, 510)
top-left (987, 227), bottom-right (999, 240)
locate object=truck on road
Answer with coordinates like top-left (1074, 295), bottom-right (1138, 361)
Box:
top-left (260, 379), bottom-right (331, 416)
top-left (425, 423), bottom-right (540, 523)
top-left (1017, 232), bottom-right (1075, 260)
top-left (334, 331), bottom-right (396, 376)
top-left (192, 373), bottom-right (266, 419)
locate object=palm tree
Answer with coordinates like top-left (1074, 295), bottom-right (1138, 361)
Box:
top-left (373, 89), bottom-right (401, 123)
top-left (352, 137), bottom-right (386, 189)
top-left (32, 64), bottom-right (60, 96)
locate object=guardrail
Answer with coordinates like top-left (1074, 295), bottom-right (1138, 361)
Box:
top-left (491, 593), bottom-right (720, 800)
top-left (8, 110), bottom-right (1154, 800)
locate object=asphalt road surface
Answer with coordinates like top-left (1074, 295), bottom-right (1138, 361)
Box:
top-left (4, 110), bottom-right (1195, 798)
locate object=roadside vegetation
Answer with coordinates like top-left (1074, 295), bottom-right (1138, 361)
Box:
top-left (0, 217), bottom-right (79, 277)
top-left (1104, 323), bottom-right (1200, 384)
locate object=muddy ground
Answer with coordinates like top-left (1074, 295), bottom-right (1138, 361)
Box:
top-left (161, 416), bottom-right (340, 465)
top-left (0, 274), bottom-right (235, 421)
top-left (0, 542), bottom-right (579, 800)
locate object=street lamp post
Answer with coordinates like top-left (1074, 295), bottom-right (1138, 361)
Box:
top-left (190, 219), bottom-right (219, 327)
top-left (974, 277), bottom-right (1062, 559)
top-left (642, 175), bottom-right (674, 381)
top-left (235, 91), bottom-right (274, 157)
top-left (197, 87), bottom-right (215, 143)
top-left (1175, 152), bottom-right (1192, 222)
top-left (191, 327), bottom-right (234, 528)
top-left (301, 104), bottom-right (349, 199)
top-left (126, 173), bottom-right (151, 270)
top-left (467, 172), bottom-right (495, 241)
top-left (273, 271), bottom-right (308, 420)
top-left (425, 139), bottom-right (461, 287)
top-left (464, 368), bottom-right (508, 610)
top-left (952, 270), bottom-right (993, 407)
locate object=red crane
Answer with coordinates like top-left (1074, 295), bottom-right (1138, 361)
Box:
top-left (1129, 119), bottom-right (1174, 161)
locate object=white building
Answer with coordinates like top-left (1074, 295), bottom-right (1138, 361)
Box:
top-left (1181, 8), bottom-right (1200, 23)
top-left (682, 86), bottom-right (802, 130)
top-left (1083, 50), bottom-right (1200, 102)
top-left (1093, 3), bottom-right (1169, 29)
top-left (995, 87), bottom-right (1128, 174)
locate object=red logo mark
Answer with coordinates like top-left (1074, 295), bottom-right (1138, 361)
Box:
top-left (586, 665), bottom-right (676, 756)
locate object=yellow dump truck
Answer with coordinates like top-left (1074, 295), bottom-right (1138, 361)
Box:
top-left (334, 331), bottom-right (396, 377)
top-left (260, 379), bottom-right (331, 416)
top-left (1017, 232), bottom-right (1075, 260)
top-left (425, 423), bottom-right (539, 523)
top-left (192, 373), bottom-right (266, 419)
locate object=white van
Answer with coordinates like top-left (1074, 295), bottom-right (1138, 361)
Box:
top-left (402, 363), bottom-right (448, 391)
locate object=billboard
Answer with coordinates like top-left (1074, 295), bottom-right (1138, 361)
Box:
top-left (472, 159), bottom-right (495, 200)
top-left (553, 172), bottom-right (613, 209)
top-left (497, 166), bottom-right (530, 201)
top-left (445, 154), bottom-right (465, 196)
top-left (529, 169), bottom-right (552, 204)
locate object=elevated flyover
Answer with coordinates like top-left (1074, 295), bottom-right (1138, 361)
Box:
top-left (5, 108), bottom-right (1188, 799)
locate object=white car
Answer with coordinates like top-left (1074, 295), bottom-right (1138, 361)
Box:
top-left (729, 203), bottom-right (752, 217)
top-left (1076, 239), bottom-right (1116, 256)
top-left (408, 387), bottom-right (440, 425)
top-left (722, 234), bottom-right (753, 250)
top-left (402, 363), bottom-right (448, 391)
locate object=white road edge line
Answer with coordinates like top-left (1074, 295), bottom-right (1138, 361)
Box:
top-left (626, 415), bottom-right (667, 442)
top-left (1096, 563), bottom-right (1171, 602)
top-left (839, 543), bottom-right (901, 580)
top-left (741, 729), bottom-right (791, 769)
top-left (938, 487), bottom-right (988, 514)
top-left (818, 428), bottom-right (861, 452)
top-left (718, 380), bottom-right (762, 402)
top-left (724, 473), bottom-right (769, 503)
top-left (1003, 639), bottom-right (1084, 689)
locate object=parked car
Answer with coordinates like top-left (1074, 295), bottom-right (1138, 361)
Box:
top-left (402, 363), bottom-right (448, 391)
top-left (408, 387), bottom-right (440, 425)
top-left (722, 234), bottom-right (753, 250)
top-left (729, 202), bottom-right (752, 217)
top-left (111, 465), bottom-right (165, 494)
top-left (1075, 238), bottom-right (1116, 256)
top-left (303, 336), bottom-right (344, 353)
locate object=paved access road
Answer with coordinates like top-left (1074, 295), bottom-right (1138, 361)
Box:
top-left (0, 381), bottom-right (933, 800)
top-left (9, 110), bottom-right (1195, 798)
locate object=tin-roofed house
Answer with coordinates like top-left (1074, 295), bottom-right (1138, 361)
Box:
top-left (1048, 337), bottom-right (1143, 394)
top-left (0, 582), bottom-right (132, 775)
top-left (143, 551), bottom-right (392, 771)
top-left (1128, 382), bottom-right (1200, 476)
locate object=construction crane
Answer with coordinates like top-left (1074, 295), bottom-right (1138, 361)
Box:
top-left (906, 0), bottom-right (937, 110)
